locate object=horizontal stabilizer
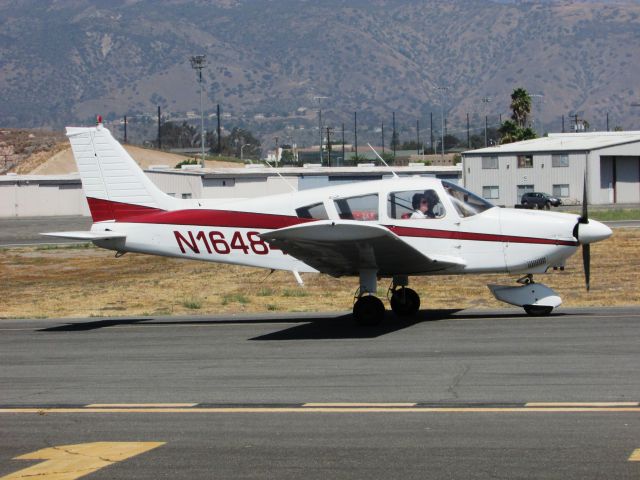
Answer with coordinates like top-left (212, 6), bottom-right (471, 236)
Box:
top-left (260, 220), bottom-right (465, 277)
top-left (41, 231), bottom-right (127, 241)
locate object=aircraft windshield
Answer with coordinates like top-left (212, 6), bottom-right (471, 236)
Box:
top-left (442, 181), bottom-right (494, 218)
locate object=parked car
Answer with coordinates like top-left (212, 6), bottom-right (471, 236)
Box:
top-left (520, 192), bottom-right (562, 209)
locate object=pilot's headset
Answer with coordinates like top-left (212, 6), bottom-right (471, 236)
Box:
top-left (412, 193), bottom-right (424, 210)
top-left (423, 190), bottom-right (439, 214)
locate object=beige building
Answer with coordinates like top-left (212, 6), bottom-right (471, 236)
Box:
top-left (463, 131), bottom-right (640, 207)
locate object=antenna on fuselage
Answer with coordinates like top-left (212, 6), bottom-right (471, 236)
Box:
top-left (263, 160), bottom-right (297, 192)
top-left (367, 143), bottom-right (399, 179)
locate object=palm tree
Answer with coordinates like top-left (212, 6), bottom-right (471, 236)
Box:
top-left (510, 88), bottom-right (532, 128)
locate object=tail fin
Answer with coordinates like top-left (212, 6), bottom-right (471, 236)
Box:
top-left (66, 123), bottom-right (178, 222)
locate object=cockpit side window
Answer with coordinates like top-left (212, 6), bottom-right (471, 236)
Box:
top-left (387, 189), bottom-right (445, 219)
top-left (442, 181), bottom-right (494, 217)
top-left (295, 202), bottom-right (329, 220)
top-left (333, 194), bottom-right (378, 221)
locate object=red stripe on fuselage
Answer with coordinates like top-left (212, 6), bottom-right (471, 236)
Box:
top-left (88, 198), bottom-right (578, 247)
top-left (387, 225), bottom-right (578, 246)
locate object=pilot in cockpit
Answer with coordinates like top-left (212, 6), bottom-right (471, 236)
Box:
top-left (410, 192), bottom-right (436, 219)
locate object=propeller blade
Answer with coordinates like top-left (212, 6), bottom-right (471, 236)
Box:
top-left (582, 244), bottom-right (591, 291)
top-left (580, 173), bottom-right (589, 223)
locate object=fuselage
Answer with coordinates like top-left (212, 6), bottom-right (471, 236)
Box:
top-left (90, 176), bottom-right (587, 277)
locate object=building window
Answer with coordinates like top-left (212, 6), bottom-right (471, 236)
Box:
top-left (482, 186), bottom-right (499, 199)
top-left (552, 154), bottom-right (569, 167)
top-left (517, 184), bottom-right (535, 200)
top-left (334, 194), bottom-right (378, 221)
top-left (552, 184), bottom-right (570, 198)
top-left (482, 156), bottom-right (499, 169)
top-left (181, 193), bottom-right (192, 199)
top-left (517, 155), bottom-right (533, 168)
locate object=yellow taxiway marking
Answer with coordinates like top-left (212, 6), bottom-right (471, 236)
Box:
top-left (526, 402), bottom-right (640, 407)
top-left (303, 403), bottom-right (417, 407)
top-left (629, 449), bottom-right (640, 462)
top-left (86, 403), bottom-right (197, 408)
top-left (1, 407), bottom-right (639, 414)
top-left (0, 441), bottom-right (164, 480)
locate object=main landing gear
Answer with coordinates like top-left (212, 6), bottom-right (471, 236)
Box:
top-left (352, 273), bottom-right (421, 326)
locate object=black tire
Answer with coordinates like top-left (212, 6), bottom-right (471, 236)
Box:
top-left (353, 296), bottom-right (385, 326)
top-left (390, 287), bottom-right (420, 317)
top-left (544, 202), bottom-right (550, 210)
top-left (524, 305), bottom-right (553, 316)
top-left (522, 200), bottom-right (529, 208)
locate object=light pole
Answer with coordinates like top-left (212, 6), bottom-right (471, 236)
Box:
top-left (531, 94), bottom-right (544, 136)
top-left (313, 96), bottom-right (328, 164)
top-left (481, 96), bottom-right (491, 147)
top-left (189, 54), bottom-right (207, 167)
top-left (436, 86), bottom-right (449, 158)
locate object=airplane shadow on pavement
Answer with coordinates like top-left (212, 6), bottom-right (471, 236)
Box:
top-left (37, 309), bottom-right (565, 339)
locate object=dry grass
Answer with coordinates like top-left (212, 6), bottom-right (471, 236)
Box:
top-left (1, 229), bottom-right (638, 319)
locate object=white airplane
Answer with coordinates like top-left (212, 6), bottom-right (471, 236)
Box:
top-left (45, 121), bottom-right (612, 325)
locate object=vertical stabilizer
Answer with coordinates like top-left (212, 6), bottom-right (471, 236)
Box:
top-left (66, 123), bottom-right (177, 221)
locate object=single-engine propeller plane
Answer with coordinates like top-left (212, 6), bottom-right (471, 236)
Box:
top-left (44, 121), bottom-right (612, 325)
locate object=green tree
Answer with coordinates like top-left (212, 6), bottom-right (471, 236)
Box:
top-left (499, 88), bottom-right (538, 144)
top-left (510, 87), bottom-right (532, 128)
top-left (280, 149), bottom-right (295, 165)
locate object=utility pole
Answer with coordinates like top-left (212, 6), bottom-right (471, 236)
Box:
top-left (123, 115), bottom-right (127, 144)
top-left (326, 127), bottom-right (332, 167)
top-left (392, 111), bottom-right (396, 159)
top-left (157, 106), bottom-right (161, 150)
top-left (189, 54), bottom-right (207, 167)
top-left (430, 112), bottom-right (433, 154)
top-left (562, 115), bottom-right (565, 133)
top-left (354, 111), bottom-right (358, 158)
top-left (606, 112), bottom-right (610, 132)
top-left (275, 136), bottom-right (279, 167)
top-left (381, 122), bottom-right (385, 153)
top-left (217, 104), bottom-right (221, 155)
top-left (437, 86), bottom-right (449, 159)
top-left (466, 113), bottom-right (470, 148)
top-left (341, 123), bottom-right (345, 167)
top-left (416, 119), bottom-right (420, 155)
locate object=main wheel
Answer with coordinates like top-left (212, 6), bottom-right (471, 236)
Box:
top-left (524, 305), bottom-right (553, 316)
top-left (390, 287), bottom-right (420, 317)
top-left (353, 295), bottom-right (385, 326)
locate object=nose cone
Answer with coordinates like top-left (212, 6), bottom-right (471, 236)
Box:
top-left (578, 219), bottom-right (612, 244)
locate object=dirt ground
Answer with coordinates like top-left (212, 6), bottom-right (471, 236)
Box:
top-left (1, 229), bottom-right (638, 319)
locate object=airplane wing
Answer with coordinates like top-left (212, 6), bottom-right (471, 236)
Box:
top-left (41, 231), bottom-right (127, 241)
top-left (260, 220), bottom-right (465, 277)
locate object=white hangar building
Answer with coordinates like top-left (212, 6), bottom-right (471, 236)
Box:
top-left (462, 131), bottom-right (640, 207)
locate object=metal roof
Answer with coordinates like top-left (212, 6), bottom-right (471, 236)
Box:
top-left (145, 165), bottom-right (462, 178)
top-left (464, 131), bottom-right (640, 155)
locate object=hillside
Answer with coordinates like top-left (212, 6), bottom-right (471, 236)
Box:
top-left (1, 0), bottom-right (639, 144)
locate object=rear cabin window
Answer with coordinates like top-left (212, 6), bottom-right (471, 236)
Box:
top-left (295, 202), bottom-right (329, 220)
top-left (334, 194), bottom-right (378, 221)
top-left (387, 189), bottom-right (445, 219)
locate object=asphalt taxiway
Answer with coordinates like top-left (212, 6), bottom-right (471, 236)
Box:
top-left (0, 307), bottom-right (639, 478)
